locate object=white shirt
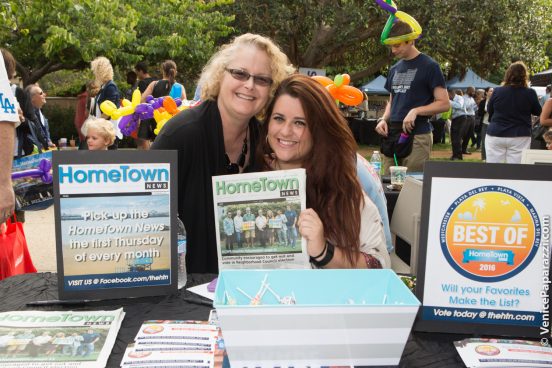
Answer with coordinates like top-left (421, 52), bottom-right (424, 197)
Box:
top-left (0, 54), bottom-right (18, 124)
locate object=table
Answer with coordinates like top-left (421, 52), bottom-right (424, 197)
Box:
top-left (0, 272), bottom-right (468, 367)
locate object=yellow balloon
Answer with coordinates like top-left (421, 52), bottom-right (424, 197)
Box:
top-left (131, 88), bottom-right (141, 107)
top-left (383, 11), bottom-right (422, 45)
top-left (100, 100), bottom-right (117, 116)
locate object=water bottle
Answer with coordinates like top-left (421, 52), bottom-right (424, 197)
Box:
top-left (176, 216), bottom-right (187, 289)
top-left (370, 150), bottom-right (382, 177)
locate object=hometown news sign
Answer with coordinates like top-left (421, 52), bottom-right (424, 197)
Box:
top-left (416, 162), bottom-right (552, 340)
top-left (53, 150), bottom-right (178, 300)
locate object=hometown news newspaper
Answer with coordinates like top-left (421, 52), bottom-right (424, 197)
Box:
top-left (0, 308), bottom-right (124, 367)
top-left (212, 168), bottom-right (310, 270)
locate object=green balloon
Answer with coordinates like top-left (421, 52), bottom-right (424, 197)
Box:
top-left (380, 14), bottom-right (396, 45)
top-left (334, 74), bottom-right (344, 87)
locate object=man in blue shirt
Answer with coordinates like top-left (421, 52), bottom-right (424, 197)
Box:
top-left (375, 20), bottom-right (450, 174)
top-left (80, 329), bottom-right (100, 357)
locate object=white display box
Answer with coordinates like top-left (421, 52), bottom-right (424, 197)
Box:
top-left (214, 269), bottom-right (420, 367)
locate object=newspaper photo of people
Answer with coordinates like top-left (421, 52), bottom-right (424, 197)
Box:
top-left (217, 200), bottom-right (301, 256)
top-left (212, 169), bottom-right (309, 269)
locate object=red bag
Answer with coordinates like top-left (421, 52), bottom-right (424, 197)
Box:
top-left (0, 215), bottom-right (37, 280)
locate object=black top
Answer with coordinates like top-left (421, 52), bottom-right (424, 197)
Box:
top-left (152, 79), bottom-right (172, 98)
top-left (151, 100), bottom-right (260, 273)
top-left (385, 53), bottom-right (446, 134)
top-left (487, 86), bottom-right (542, 137)
top-left (138, 77), bottom-right (156, 94)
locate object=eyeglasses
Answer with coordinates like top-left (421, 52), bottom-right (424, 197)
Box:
top-left (225, 68), bottom-right (273, 87)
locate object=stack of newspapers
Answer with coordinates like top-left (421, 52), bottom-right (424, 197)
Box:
top-left (120, 312), bottom-right (225, 368)
top-left (0, 308), bottom-right (125, 368)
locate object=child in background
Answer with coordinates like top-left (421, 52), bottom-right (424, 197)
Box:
top-left (81, 118), bottom-right (116, 151)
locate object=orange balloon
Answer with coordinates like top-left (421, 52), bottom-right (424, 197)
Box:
top-left (312, 76), bottom-right (334, 87)
top-left (342, 74), bottom-right (351, 86)
top-left (336, 86), bottom-right (364, 106)
top-left (163, 96), bottom-right (178, 115)
top-left (325, 84), bottom-right (340, 100)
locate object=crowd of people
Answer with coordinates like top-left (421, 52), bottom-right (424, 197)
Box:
top-left (2, 17), bottom-right (549, 272)
top-left (221, 205), bottom-right (299, 251)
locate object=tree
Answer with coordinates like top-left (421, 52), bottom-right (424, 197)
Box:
top-left (230, 0), bottom-right (551, 84)
top-left (0, 0), bottom-right (235, 88)
top-left (0, 0), bottom-right (138, 86)
top-left (129, 0), bottom-right (234, 89)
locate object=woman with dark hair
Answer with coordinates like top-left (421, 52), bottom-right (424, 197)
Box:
top-left (257, 74), bottom-right (390, 269)
top-left (141, 60), bottom-right (186, 101)
top-left (486, 61), bottom-right (541, 163)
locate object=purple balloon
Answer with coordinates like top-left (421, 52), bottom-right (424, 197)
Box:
top-left (11, 159), bottom-right (53, 184)
top-left (135, 104), bottom-right (154, 119)
top-left (151, 97), bottom-right (164, 110)
top-left (118, 114), bottom-right (140, 136)
top-left (375, 0), bottom-right (396, 14)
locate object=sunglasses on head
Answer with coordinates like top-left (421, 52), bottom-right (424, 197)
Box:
top-left (225, 68), bottom-right (273, 87)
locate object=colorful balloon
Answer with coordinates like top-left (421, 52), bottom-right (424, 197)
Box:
top-left (314, 73), bottom-right (364, 107)
top-left (376, 0), bottom-right (422, 45)
top-left (11, 159), bottom-right (52, 184)
top-left (311, 76), bottom-right (333, 87)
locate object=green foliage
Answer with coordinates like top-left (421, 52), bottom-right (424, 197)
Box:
top-left (40, 70), bottom-right (90, 97)
top-left (0, 0), bottom-right (234, 90)
top-left (129, 0), bottom-right (234, 90)
top-left (0, 0), bottom-right (139, 85)
top-left (231, 0), bottom-right (552, 82)
top-left (42, 104), bottom-right (75, 143)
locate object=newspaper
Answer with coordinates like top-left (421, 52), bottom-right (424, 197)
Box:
top-left (12, 151), bottom-right (54, 211)
top-left (454, 338), bottom-right (552, 367)
top-left (212, 169), bottom-right (309, 270)
top-left (0, 308), bottom-right (125, 368)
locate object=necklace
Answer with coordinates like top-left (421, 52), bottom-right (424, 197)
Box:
top-left (224, 132), bottom-right (248, 174)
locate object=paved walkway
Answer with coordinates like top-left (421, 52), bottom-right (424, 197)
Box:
top-left (25, 206), bottom-right (57, 272)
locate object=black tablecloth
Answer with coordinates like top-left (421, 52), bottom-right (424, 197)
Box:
top-left (0, 273), bottom-right (467, 367)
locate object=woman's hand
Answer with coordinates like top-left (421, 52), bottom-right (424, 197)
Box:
top-left (297, 209), bottom-right (325, 258)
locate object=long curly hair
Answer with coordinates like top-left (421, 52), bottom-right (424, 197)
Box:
top-left (257, 74), bottom-right (363, 266)
top-left (91, 56), bottom-right (114, 85)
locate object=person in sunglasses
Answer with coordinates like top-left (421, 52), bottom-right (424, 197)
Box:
top-left (257, 74), bottom-right (390, 269)
top-left (151, 33), bottom-right (293, 273)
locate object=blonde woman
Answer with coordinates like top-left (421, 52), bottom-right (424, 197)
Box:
top-left (151, 33), bottom-right (293, 273)
top-left (90, 56), bottom-right (120, 119)
top-left (90, 56), bottom-right (120, 148)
